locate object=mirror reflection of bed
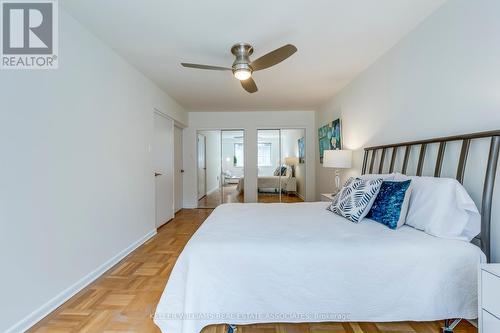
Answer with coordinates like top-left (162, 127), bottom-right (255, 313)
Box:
top-left (255, 128), bottom-right (306, 203)
top-left (197, 130), bottom-right (245, 208)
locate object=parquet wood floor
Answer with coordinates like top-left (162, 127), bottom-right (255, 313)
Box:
top-left (258, 192), bottom-right (304, 203)
top-left (198, 185), bottom-right (244, 208)
top-left (29, 209), bottom-right (477, 333)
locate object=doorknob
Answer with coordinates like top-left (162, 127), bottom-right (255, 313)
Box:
top-left (155, 172), bottom-right (162, 177)
top-left (181, 170), bottom-right (185, 173)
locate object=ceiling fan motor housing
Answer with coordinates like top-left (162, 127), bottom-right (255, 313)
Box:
top-left (231, 43), bottom-right (254, 74)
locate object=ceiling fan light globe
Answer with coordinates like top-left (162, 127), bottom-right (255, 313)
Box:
top-left (234, 69), bottom-right (252, 81)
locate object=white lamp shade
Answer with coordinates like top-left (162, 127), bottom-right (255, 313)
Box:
top-left (323, 150), bottom-right (352, 169)
top-left (284, 156), bottom-right (299, 166)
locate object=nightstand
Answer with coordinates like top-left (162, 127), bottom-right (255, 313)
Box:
top-left (479, 264), bottom-right (500, 332)
top-left (321, 193), bottom-right (337, 202)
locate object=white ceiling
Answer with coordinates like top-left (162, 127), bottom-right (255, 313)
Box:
top-left (61, 0), bottom-right (445, 111)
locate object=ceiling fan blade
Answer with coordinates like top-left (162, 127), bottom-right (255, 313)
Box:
top-left (250, 44), bottom-right (297, 71)
top-left (240, 77), bottom-right (258, 93)
top-left (181, 63), bottom-right (231, 71)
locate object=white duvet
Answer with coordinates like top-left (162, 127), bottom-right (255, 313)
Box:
top-left (154, 202), bottom-right (485, 333)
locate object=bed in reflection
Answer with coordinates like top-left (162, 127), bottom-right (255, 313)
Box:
top-left (236, 175), bottom-right (297, 194)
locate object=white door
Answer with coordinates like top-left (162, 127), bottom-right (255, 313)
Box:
top-left (174, 126), bottom-right (183, 213)
top-left (154, 112), bottom-right (174, 228)
top-left (197, 134), bottom-right (207, 200)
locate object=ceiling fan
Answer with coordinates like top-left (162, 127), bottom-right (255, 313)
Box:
top-left (181, 43), bottom-right (297, 93)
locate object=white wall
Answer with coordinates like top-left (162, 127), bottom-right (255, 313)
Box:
top-left (316, 0), bottom-right (500, 261)
top-left (199, 130), bottom-right (221, 194)
top-left (0, 9), bottom-right (187, 332)
top-left (184, 111), bottom-right (316, 207)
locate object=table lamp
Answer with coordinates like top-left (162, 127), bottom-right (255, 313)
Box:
top-left (323, 150), bottom-right (352, 192)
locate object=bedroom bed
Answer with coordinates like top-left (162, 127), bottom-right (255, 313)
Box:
top-left (154, 130), bottom-right (500, 333)
top-left (236, 175), bottom-right (297, 193)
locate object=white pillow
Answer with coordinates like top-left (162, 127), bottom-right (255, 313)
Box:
top-left (327, 177), bottom-right (383, 223)
top-left (359, 173), bottom-right (396, 181)
top-left (393, 174), bottom-right (480, 241)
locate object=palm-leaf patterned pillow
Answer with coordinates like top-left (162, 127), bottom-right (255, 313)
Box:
top-left (327, 177), bottom-right (383, 223)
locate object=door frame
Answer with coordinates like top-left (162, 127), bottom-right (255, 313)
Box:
top-left (197, 133), bottom-right (207, 200)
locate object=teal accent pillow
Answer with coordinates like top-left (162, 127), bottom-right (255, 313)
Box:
top-left (366, 180), bottom-right (412, 229)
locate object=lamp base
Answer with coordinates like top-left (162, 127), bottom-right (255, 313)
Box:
top-left (335, 169), bottom-right (341, 193)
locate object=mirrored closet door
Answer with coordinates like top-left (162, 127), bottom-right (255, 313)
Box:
top-left (221, 130), bottom-right (245, 204)
top-left (257, 128), bottom-right (306, 203)
top-left (197, 129), bottom-right (245, 209)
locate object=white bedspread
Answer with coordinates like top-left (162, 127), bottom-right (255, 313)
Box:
top-left (154, 202), bottom-right (485, 333)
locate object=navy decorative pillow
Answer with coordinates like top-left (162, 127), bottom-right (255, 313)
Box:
top-left (273, 166), bottom-right (287, 176)
top-left (327, 177), bottom-right (383, 223)
top-left (366, 180), bottom-right (412, 229)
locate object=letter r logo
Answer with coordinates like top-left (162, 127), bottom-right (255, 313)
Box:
top-left (2, 1), bottom-right (53, 54)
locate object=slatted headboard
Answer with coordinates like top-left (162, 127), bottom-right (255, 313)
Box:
top-left (361, 130), bottom-right (500, 262)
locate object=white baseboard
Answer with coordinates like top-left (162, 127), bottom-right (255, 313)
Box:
top-left (5, 229), bottom-right (157, 333)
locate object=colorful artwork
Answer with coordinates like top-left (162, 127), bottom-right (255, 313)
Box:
top-left (318, 119), bottom-right (342, 163)
top-left (298, 137), bottom-right (305, 164)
